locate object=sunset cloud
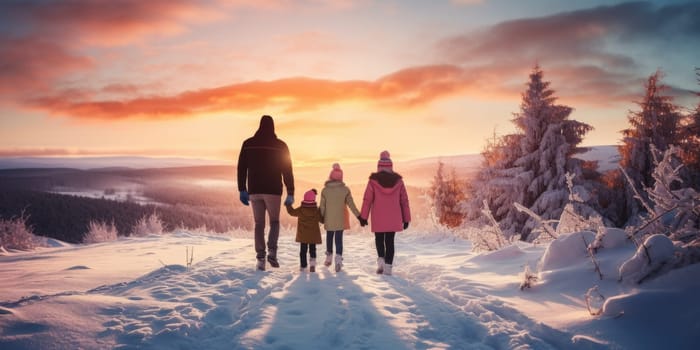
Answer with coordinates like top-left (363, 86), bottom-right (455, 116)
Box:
top-left (1, 1), bottom-right (697, 162)
top-left (26, 65), bottom-right (478, 120)
top-left (3, 1), bottom-right (698, 123)
top-left (0, 0), bottom-right (220, 46)
top-left (0, 35), bottom-right (93, 95)
top-left (0, 0), bottom-right (220, 97)
top-left (438, 1), bottom-right (700, 105)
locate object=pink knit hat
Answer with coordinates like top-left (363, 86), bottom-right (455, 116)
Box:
top-left (377, 150), bottom-right (393, 172)
top-left (302, 189), bottom-right (317, 204)
top-left (329, 163), bottom-right (343, 181)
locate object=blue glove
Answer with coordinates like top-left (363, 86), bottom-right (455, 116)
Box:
top-left (284, 195), bottom-right (294, 206)
top-left (239, 191), bottom-right (249, 206)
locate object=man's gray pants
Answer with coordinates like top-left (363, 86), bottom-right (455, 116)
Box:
top-left (249, 194), bottom-right (281, 260)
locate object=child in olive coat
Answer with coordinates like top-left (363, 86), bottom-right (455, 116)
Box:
top-left (285, 189), bottom-right (323, 272)
top-left (320, 163), bottom-right (361, 272)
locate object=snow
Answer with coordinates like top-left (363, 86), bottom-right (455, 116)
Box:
top-left (540, 231), bottom-right (595, 271)
top-left (1, 229), bottom-right (699, 349)
top-left (574, 146), bottom-right (620, 173)
top-left (618, 234), bottom-right (675, 284)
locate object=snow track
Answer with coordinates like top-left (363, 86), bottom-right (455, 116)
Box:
top-left (0, 232), bottom-right (606, 349)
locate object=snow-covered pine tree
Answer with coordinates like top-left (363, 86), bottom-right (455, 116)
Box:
top-left (511, 66), bottom-right (593, 241)
top-left (466, 65), bottom-right (592, 241)
top-left (464, 130), bottom-right (522, 237)
top-left (430, 161), bottom-right (467, 228)
top-left (619, 70), bottom-right (683, 221)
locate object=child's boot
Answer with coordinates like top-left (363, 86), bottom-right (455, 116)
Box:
top-left (376, 257), bottom-right (384, 274)
top-left (309, 258), bottom-right (316, 273)
top-left (334, 254), bottom-right (343, 272)
top-left (383, 264), bottom-right (392, 276)
top-left (324, 251), bottom-right (332, 267)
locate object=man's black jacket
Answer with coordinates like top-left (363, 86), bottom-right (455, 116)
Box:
top-left (237, 116), bottom-right (294, 196)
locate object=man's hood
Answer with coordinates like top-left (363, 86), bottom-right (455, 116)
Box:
top-left (254, 115), bottom-right (276, 139)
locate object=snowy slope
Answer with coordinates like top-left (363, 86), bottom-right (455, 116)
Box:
top-left (574, 146), bottom-right (620, 173)
top-left (1, 229), bottom-right (698, 349)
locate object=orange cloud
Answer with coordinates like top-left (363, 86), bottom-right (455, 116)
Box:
top-left (0, 0), bottom-right (221, 97)
top-left (2, 1), bottom-right (220, 47)
top-left (0, 35), bottom-right (93, 95)
top-left (27, 65), bottom-right (479, 120)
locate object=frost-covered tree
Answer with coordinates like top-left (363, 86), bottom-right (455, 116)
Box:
top-left (466, 65), bottom-right (592, 241)
top-left (0, 213), bottom-right (42, 250)
top-left (678, 68), bottom-right (700, 188)
top-left (131, 212), bottom-right (165, 236)
top-left (637, 146), bottom-right (700, 242)
top-left (83, 220), bottom-right (118, 243)
top-left (619, 71), bottom-right (683, 220)
top-left (430, 161), bottom-right (466, 228)
top-left (464, 131), bottom-right (522, 234)
top-left (512, 67), bottom-right (593, 240)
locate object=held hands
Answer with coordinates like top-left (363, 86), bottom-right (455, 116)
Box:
top-left (403, 222), bottom-right (409, 230)
top-left (357, 215), bottom-right (368, 227)
top-left (284, 195), bottom-right (294, 206)
top-left (239, 191), bottom-right (249, 206)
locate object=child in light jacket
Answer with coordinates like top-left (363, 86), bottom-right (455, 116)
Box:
top-left (319, 163), bottom-right (361, 272)
top-left (358, 151), bottom-right (411, 276)
top-left (285, 189), bottom-right (323, 272)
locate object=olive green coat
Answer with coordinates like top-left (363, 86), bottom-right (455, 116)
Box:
top-left (285, 204), bottom-right (323, 244)
top-left (319, 181), bottom-right (360, 231)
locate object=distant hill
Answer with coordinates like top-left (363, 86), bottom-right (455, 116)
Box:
top-left (0, 146), bottom-right (621, 242)
top-left (574, 145), bottom-right (621, 172)
top-left (0, 146), bottom-right (619, 189)
top-left (0, 156), bottom-right (227, 170)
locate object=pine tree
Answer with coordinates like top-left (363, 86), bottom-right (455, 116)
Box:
top-left (465, 65), bottom-right (592, 241)
top-left (619, 70), bottom-right (683, 220)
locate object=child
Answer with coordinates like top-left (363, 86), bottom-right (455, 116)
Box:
top-left (285, 189), bottom-right (323, 272)
top-left (358, 151), bottom-right (411, 275)
top-left (319, 163), bottom-right (361, 272)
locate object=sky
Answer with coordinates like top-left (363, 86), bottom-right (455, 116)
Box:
top-left (0, 0), bottom-right (698, 167)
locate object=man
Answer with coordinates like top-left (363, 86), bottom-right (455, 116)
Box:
top-left (238, 115), bottom-right (294, 271)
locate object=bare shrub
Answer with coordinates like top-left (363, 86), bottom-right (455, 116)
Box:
top-left (466, 200), bottom-right (511, 251)
top-left (0, 214), bottom-right (41, 250)
top-left (585, 286), bottom-right (605, 316)
top-left (519, 265), bottom-right (538, 291)
top-left (83, 220), bottom-right (118, 243)
top-left (131, 212), bottom-right (165, 236)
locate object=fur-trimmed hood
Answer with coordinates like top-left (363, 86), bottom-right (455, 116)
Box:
top-left (369, 171), bottom-right (402, 188)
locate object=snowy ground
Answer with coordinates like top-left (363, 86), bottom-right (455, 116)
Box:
top-left (1, 229), bottom-right (699, 349)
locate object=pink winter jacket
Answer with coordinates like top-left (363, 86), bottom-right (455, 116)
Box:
top-left (360, 171), bottom-right (411, 233)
